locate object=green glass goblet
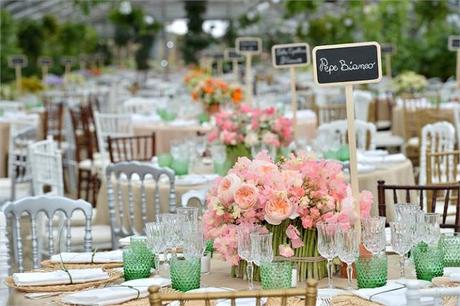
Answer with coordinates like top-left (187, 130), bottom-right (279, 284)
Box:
top-left (260, 261), bottom-right (292, 289)
top-left (170, 256), bottom-right (201, 292)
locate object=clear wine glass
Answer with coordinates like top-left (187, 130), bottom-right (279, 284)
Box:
top-left (182, 220), bottom-right (204, 258)
top-left (394, 203), bottom-right (419, 223)
top-left (195, 136), bottom-right (207, 158)
top-left (317, 222), bottom-right (339, 288)
top-left (237, 226), bottom-right (258, 290)
top-left (145, 222), bottom-right (166, 274)
top-left (177, 207), bottom-right (199, 223)
top-left (250, 232), bottom-right (273, 266)
top-left (361, 217), bottom-right (386, 255)
top-left (423, 213), bottom-right (441, 245)
top-left (390, 222), bottom-right (413, 279)
top-left (156, 213), bottom-right (186, 254)
top-left (337, 225), bottom-right (359, 289)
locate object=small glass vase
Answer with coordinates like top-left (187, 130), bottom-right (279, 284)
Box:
top-left (170, 256), bottom-right (201, 292)
top-left (440, 233), bottom-right (460, 267)
top-left (158, 154), bottom-right (173, 168)
top-left (356, 254), bottom-right (388, 289)
top-left (412, 243), bottom-right (444, 281)
top-left (123, 236), bottom-right (154, 281)
top-left (172, 158), bottom-right (189, 175)
top-left (260, 261), bottom-right (293, 289)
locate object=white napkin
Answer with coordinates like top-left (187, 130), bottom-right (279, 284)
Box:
top-left (13, 268), bottom-right (109, 286)
top-left (444, 267), bottom-right (460, 281)
top-left (169, 119), bottom-right (196, 127)
top-left (383, 154), bottom-right (406, 163)
top-left (50, 250), bottom-right (123, 264)
top-left (353, 281), bottom-right (433, 306)
top-left (175, 175), bottom-right (209, 186)
top-left (61, 277), bottom-right (171, 306)
top-left (119, 236), bottom-right (146, 247)
top-left (358, 164), bottom-right (377, 173)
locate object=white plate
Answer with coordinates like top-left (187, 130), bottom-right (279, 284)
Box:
top-left (317, 288), bottom-right (346, 298)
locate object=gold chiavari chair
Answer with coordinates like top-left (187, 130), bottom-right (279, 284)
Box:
top-left (149, 279), bottom-right (318, 306)
top-left (314, 103), bottom-right (347, 126)
top-left (426, 150), bottom-right (460, 185)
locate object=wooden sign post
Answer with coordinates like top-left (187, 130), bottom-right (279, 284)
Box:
top-left (79, 55), bottom-right (87, 71)
top-left (236, 37), bottom-right (262, 105)
top-left (8, 55), bottom-right (27, 93)
top-left (312, 42), bottom-right (382, 236)
top-left (37, 56), bottom-right (53, 82)
top-left (213, 53), bottom-right (225, 76)
top-left (225, 48), bottom-right (243, 82)
top-left (381, 43), bottom-right (395, 79)
top-left (271, 43), bottom-right (310, 138)
top-left (448, 36), bottom-right (460, 88)
top-left (61, 56), bottom-right (75, 84)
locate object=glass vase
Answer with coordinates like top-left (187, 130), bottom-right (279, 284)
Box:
top-left (412, 243), bottom-right (444, 281)
top-left (260, 261), bottom-right (292, 289)
top-left (170, 256), bottom-right (201, 292)
top-left (123, 236), bottom-right (153, 281)
top-left (356, 254), bottom-right (388, 288)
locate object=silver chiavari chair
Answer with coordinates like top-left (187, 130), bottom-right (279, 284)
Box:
top-left (2, 195), bottom-right (93, 272)
top-left (105, 161), bottom-right (175, 249)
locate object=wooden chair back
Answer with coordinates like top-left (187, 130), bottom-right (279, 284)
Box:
top-left (43, 101), bottom-right (64, 146)
top-left (314, 103), bottom-right (346, 126)
top-left (107, 133), bottom-right (156, 163)
top-left (69, 105), bottom-right (97, 163)
top-left (426, 150), bottom-right (460, 185)
top-left (377, 180), bottom-right (460, 231)
top-left (149, 280), bottom-right (318, 306)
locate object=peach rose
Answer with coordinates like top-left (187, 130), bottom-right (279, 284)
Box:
top-left (279, 244), bottom-right (294, 257)
top-left (264, 192), bottom-right (295, 225)
top-left (234, 183), bottom-right (258, 211)
top-left (217, 173), bottom-right (241, 204)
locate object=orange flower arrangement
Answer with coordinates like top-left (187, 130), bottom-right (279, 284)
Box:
top-left (184, 68), bottom-right (208, 89)
top-left (191, 77), bottom-right (244, 107)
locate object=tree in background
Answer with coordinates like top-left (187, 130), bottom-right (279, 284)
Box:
top-left (1, 10), bottom-right (20, 83)
top-left (182, 0), bottom-right (213, 64)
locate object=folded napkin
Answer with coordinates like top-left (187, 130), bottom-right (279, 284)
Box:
top-left (444, 267), bottom-right (460, 282)
top-left (353, 281), bottom-right (433, 306)
top-left (383, 154), bottom-right (406, 163)
top-left (50, 250), bottom-right (123, 264)
top-left (13, 268), bottom-right (109, 286)
top-left (61, 277), bottom-right (171, 306)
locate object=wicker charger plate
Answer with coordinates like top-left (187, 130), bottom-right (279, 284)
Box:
top-left (5, 269), bottom-right (122, 293)
top-left (41, 259), bottom-right (123, 270)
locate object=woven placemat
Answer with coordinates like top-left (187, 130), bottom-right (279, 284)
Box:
top-left (432, 277), bottom-right (459, 306)
top-left (266, 297), bottom-right (305, 306)
top-left (41, 259), bottom-right (123, 270)
top-left (331, 295), bottom-right (382, 306)
top-left (5, 269), bottom-right (122, 293)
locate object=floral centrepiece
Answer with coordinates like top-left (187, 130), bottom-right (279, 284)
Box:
top-left (203, 152), bottom-right (372, 280)
top-left (393, 71), bottom-right (427, 95)
top-left (191, 78), bottom-right (243, 111)
top-left (184, 67), bottom-right (208, 90)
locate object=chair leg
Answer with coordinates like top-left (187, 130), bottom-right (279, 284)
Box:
top-left (77, 169), bottom-right (83, 199)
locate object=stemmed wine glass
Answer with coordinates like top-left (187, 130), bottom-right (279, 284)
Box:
top-left (181, 220), bottom-right (204, 259)
top-left (337, 224), bottom-right (359, 289)
top-left (361, 217), bottom-right (386, 255)
top-left (237, 226), bottom-right (259, 290)
top-left (317, 222), bottom-right (339, 288)
top-left (423, 213), bottom-right (441, 245)
top-left (390, 222), bottom-right (412, 279)
top-left (145, 222), bottom-right (166, 274)
top-left (251, 232), bottom-right (274, 266)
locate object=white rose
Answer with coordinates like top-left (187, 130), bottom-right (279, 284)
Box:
top-left (244, 132), bottom-right (259, 146)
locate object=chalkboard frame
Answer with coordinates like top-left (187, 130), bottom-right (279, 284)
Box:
top-left (235, 37), bottom-right (262, 55)
top-left (271, 43), bottom-right (310, 68)
top-left (224, 48), bottom-right (243, 61)
top-left (38, 56), bottom-right (53, 67)
top-left (312, 41), bottom-right (382, 87)
top-left (381, 43), bottom-right (396, 55)
top-left (61, 56), bottom-right (76, 66)
top-left (7, 55), bottom-right (28, 68)
top-left (448, 35), bottom-right (460, 51)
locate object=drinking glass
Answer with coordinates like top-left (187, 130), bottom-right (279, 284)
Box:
top-left (177, 207), bottom-right (199, 223)
top-left (412, 243), bottom-right (444, 281)
top-left (251, 144), bottom-right (276, 161)
top-left (210, 144), bottom-right (227, 176)
top-left (195, 136), bottom-right (207, 158)
top-left (440, 233), bottom-right (460, 267)
top-left (423, 213), bottom-right (441, 245)
top-left (394, 203), bottom-right (419, 223)
top-left (412, 210), bottom-right (426, 245)
top-left (145, 222), bottom-right (166, 274)
top-left (182, 221), bottom-right (204, 258)
top-left (356, 254), bottom-right (388, 288)
top-left (123, 236), bottom-right (153, 280)
top-left (317, 222), bottom-right (338, 288)
top-left (361, 217), bottom-right (386, 255)
top-left (390, 222), bottom-right (413, 279)
top-left (250, 232), bottom-right (274, 266)
top-left (237, 226), bottom-right (258, 290)
top-left (156, 213), bottom-right (186, 253)
top-left (170, 256), bottom-right (201, 292)
top-left (260, 261), bottom-right (292, 289)
top-left (337, 225), bottom-right (359, 289)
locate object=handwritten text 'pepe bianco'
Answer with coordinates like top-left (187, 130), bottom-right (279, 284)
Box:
top-left (319, 58), bottom-right (376, 74)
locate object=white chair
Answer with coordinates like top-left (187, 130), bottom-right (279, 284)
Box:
top-left (0, 101), bottom-right (23, 113)
top-left (317, 120), bottom-right (377, 150)
top-left (419, 121), bottom-right (456, 185)
top-left (122, 97), bottom-right (158, 114)
top-left (181, 188), bottom-right (208, 215)
top-left (0, 211), bottom-right (8, 287)
top-left (406, 280), bottom-right (460, 306)
top-left (0, 123), bottom-right (36, 205)
top-left (94, 112), bottom-right (133, 173)
top-left (2, 195), bottom-right (93, 272)
top-left (353, 90), bottom-right (373, 121)
top-left (28, 137), bottom-right (64, 196)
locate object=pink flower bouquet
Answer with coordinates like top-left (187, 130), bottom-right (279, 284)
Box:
top-left (203, 151), bottom-right (372, 280)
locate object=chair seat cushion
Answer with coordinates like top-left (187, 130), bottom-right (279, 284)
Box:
top-left (407, 137), bottom-right (419, 147)
top-left (374, 131), bottom-right (404, 148)
top-left (376, 120), bottom-right (391, 130)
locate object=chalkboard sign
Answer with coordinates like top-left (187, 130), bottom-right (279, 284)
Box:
top-left (224, 48), bottom-right (243, 61)
top-left (381, 43), bottom-right (395, 54)
top-left (8, 55), bottom-right (27, 68)
top-left (213, 53), bottom-right (224, 60)
top-left (61, 56), bottom-right (75, 66)
top-left (272, 43), bottom-right (310, 68)
top-left (448, 35), bottom-right (460, 51)
top-left (236, 37), bottom-right (262, 54)
top-left (312, 42), bottom-right (382, 86)
top-left (38, 56), bottom-right (53, 67)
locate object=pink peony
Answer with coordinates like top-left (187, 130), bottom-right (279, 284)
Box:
top-left (359, 191), bottom-right (373, 219)
top-left (264, 192), bottom-right (295, 225)
top-left (234, 183), bottom-right (258, 211)
top-left (286, 225), bottom-right (304, 249)
top-left (217, 173), bottom-right (241, 204)
top-left (261, 131), bottom-right (280, 148)
top-left (279, 244), bottom-right (294, 257)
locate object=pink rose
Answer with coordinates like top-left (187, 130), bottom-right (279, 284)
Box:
top-left (264, 192), bottom-right (295, 225)
top-left (234, 183), bottom-right (258, 211)
top-left (207, 129), bottom-right (219, 143)
top-left (279, 244), bottom-right (294, 257)
top-left (217, 173), bottom-right (241, 204)
top-left (359, 191), bottom-right (373, 219)
top-left (262, 131), bottom-right (280, 147)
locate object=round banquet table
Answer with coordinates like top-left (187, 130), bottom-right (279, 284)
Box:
top-left (4, 255), bottom-right (413, 306)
